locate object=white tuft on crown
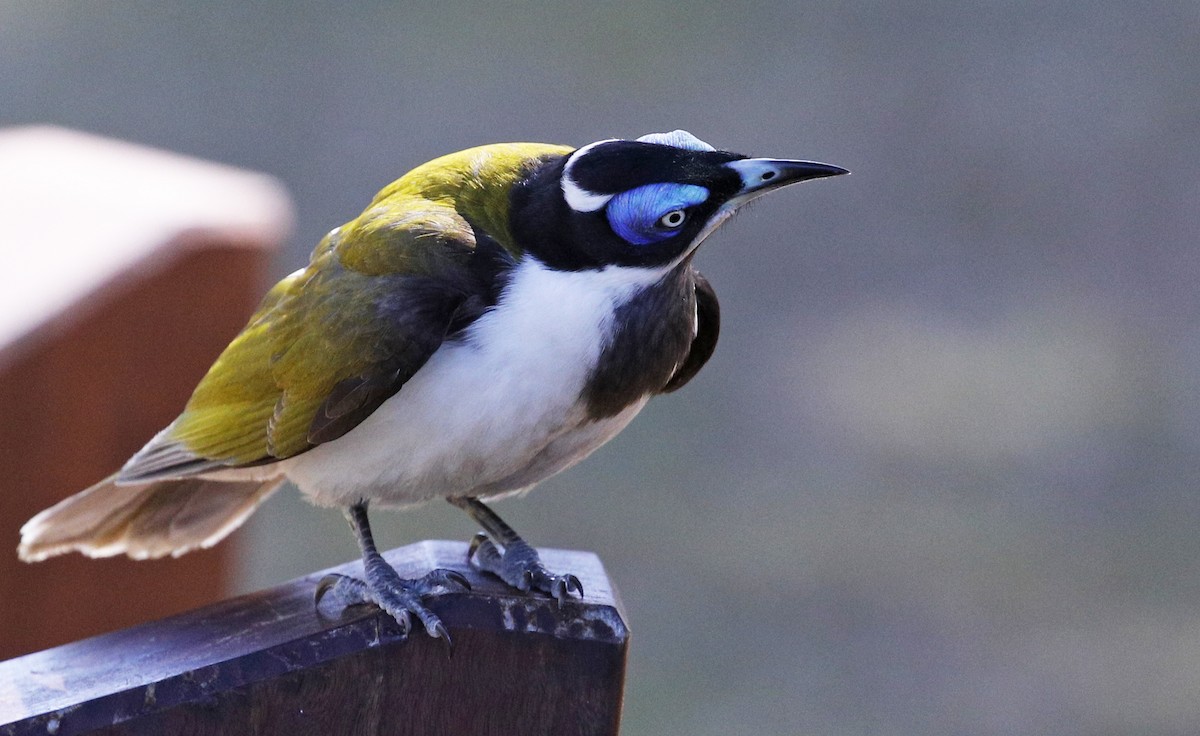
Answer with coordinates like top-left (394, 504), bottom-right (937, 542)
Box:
top-left (635, 129), bottom-right (715, 151)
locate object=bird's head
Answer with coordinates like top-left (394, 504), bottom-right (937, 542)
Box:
top-left (510, 130), bottom-right (847, 272)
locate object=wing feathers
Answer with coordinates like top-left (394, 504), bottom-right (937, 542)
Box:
top-left (118, 144), bottom-right (556, 478)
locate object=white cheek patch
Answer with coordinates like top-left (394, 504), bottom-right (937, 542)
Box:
top-left (562, 175), bottom-right (613, 212)
top-left (561, 138), bottom-right (618, 213)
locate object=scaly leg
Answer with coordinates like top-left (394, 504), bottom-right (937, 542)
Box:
top-left (448, 496), bottom-right (583, 603)
top-left (315, 503), bottom-right (469, 645)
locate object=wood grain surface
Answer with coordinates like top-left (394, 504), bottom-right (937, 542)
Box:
top-left (0, 541), bottom-right (629, 736)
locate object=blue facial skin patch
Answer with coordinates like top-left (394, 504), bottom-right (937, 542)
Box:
top-left (606, 183), bottom-right (710, 246)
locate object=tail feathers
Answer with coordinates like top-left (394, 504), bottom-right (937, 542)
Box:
top-left (18, 474), bottom-right (284, 562)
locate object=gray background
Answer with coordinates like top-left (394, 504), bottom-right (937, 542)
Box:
top-left (4, 2), bottom-right (1200, 733)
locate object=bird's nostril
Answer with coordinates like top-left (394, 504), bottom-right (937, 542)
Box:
top-left (761, 171), bottom-right (776, 181)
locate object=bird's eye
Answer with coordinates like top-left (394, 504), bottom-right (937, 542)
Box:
top-left (606, 183), bottom-right (710, 246)
top-left (659, 210), bottom-right (687, 228)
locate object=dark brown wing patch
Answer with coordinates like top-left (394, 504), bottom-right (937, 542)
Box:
top-left (662, 272), bottom-right (720, 393)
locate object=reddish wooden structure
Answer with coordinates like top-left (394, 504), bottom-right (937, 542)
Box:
top-left (0, 126), bottom-right (291, 658)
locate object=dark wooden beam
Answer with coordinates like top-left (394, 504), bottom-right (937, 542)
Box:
top-left (0, 541), bottom-right (629, 736)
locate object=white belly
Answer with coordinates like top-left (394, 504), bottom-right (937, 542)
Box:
top-left (282, 257), bottom-right (668, 508)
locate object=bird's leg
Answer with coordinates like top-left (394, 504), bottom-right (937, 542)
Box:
top-left (448, 496), bottom-right (583, 603)
top-left (315, 502), bottom-right (469, 644)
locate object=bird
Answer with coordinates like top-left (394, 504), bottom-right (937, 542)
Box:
top-left (18, 130), bottom-right (846, 643)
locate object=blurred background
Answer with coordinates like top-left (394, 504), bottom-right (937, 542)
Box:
top-left (3, 2), bottom-right (1199, 733)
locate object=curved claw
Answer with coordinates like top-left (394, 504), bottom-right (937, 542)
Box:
top-left (549, 574), bottom-right (584, 606)
top-left (432, 568), bottom-right (471, 593)
top-left (566, 574), bottom-right (584, 598)
top-left (467, 532), bottom-right (488, 560)
top-left (429, 620), bottom-right (454, 659)
top-left (446, 570), bottom-right (472, 592)
top-left (554, 574), bottom-right (583, 605)
top-left (432, 619), bottom-right (451, 657)
top-left (314, 574), bottom-right (340, 606)
top-left (429, 619), bottom-right (451, 641)
top-left (394, 608), bottom-right (413, 637)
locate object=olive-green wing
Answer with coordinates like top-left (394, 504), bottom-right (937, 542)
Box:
top-left (118, 198), bottom-right (486, 482)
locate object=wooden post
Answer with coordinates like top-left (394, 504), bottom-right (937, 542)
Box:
top-left (0, 126), bottom-right (291, 659)
top-left (0, 541), bottom-right (629, 736)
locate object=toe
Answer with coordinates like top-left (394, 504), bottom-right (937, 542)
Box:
top-left (314, 573), bottom-right (373, 610)
top-left (410, 568), bottom-right (472, 596)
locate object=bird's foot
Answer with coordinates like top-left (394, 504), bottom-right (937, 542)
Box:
top-left (315, 565), bottom-right (469, 646)
top-left (468, 532), bottom-right (583, 604)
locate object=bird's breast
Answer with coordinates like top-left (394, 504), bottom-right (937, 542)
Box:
top-left (285, 256), bottom-right (689, 507)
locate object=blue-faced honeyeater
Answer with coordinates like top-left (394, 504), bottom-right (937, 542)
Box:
top-left (19, 130), bottom-right (846, 641)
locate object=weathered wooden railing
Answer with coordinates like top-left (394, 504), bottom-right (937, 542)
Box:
top-left (0, 541), bottom-right (629, 735)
